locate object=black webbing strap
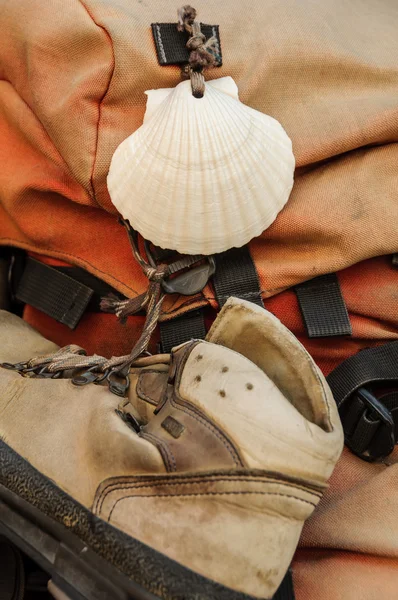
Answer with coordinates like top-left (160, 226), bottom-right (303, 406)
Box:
top-left (213, 247), bottom-right (264, 308)
top-left (273, 569), bottom-right (295, 600)
top-left (327, 341), bottom-right (398, 461)
top-left (160, 310), bottom-right (207, 353)
top-left (392, 254), bottom-right (398, 268)
top-left (55, 267), bottom-right (122, 310)
top-left (151, 23), bottom-right (222, 66)
top-left (159, 246), bottom-right (264, 352)
top-left (15, 258), bottom-right (94, 330)
top-left (13, 258), bottom-right (125, 327)
top-left (295, 273), bottom-right (352, 338)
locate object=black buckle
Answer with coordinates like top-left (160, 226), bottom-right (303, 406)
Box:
top-left (343, 387), bottom-right (395, 462)
top-left (144, 241), bottom-right (215, 296)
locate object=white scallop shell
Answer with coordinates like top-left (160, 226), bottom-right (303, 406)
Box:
top-left (107, 76), bottom-right (295, 255)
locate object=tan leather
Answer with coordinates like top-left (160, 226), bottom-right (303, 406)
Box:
top-left (0, 310), bottom-right (166, 507)
top-left (205, 297), bottom-right (343, 483)
top-left (0, 299), bottom-right (343, 598)
top-left (125, 362), bottom-right (170, 423)
top-left (207, 297), bottom-right (336, 429)
top-left (95, 471), bottom-right (321, 599)
top-left (140, 343), bottom-right (245, 473)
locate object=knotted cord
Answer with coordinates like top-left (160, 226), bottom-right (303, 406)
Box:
top-left (177, 5), bottom-right (218, 97)
top-left (1, 220), bottom-right (199, 393)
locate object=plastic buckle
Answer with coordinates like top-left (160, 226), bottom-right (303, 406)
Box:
top-left (345, 387), bottom-right (395, 462)
top-left (144, 241), bottom-right (215, 296)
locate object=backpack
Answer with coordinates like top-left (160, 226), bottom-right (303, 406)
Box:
top-left (1, 1), bottom-right (398, 598)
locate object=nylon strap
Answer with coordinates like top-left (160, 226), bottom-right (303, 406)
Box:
top-left (160, 310), bottom-right (207, 353)
top-left (327, 341), bottom-right (398, 460)
top-left (56, 267), bottom-right (123, 310)
top-left (392, 254), bottom-right (398, 267)
top-left (213, 247), bottom-right (264, 308)
top-left (15, 258), bottom-right (94, 330)
top-left (327, 341), bottom-right (398, 406)
top-left (151, 22), bottom-right (222, 66)
top-left (159, 246), bottom-right (263, 351)
top-left (295, 273), bottom-right (352, 338)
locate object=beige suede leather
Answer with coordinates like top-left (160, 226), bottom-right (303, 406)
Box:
top-left (122, 360), bottom-right (170, 423)
top-left (0, 310), bottom-right (166, 507)
top-left (0, 300), bottom-right (343, 598)
top-left (207, 298), bottom-right (335, 429)
top-left (95, 471), bottom-right (320, 598)
top-left (205, 298), bottom-right (344, 483)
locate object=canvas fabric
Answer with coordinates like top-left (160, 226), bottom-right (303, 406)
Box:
top-left (1, 0), bottom-right (398, 598)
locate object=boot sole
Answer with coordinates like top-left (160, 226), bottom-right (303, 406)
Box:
top-left (0, 439), bottom-right (256, 600)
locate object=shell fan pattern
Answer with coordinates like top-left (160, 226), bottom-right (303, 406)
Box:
top-left (107, 77), bottom-right (295, 256)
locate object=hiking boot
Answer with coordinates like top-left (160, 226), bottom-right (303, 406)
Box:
top-left (0, 298), bottom-right (343, 600)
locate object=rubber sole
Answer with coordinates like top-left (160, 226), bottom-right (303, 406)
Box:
top-left (0, 440), bottom-right (256, 600)
top-left (0, 482), bottom-right (163, 600)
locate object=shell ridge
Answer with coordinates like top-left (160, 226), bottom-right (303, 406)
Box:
top-left (107, 78), bottom-right (295, 255)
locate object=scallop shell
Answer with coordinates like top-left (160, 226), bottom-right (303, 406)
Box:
top-left (107, 76), bottom-right (295, 255)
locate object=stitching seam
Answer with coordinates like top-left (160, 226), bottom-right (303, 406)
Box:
top-left (107, 491), bottom-right (317, 521)
top-left (0, 78), bottom-right (91, 199)
top-left (137, 371), bottom-right (165, 405)
top-left (170, 396), bottom-right (242, 467)
top-left (95, 476), bottom-right (320, 514)
top-left (77, 0), bottom-right (116, 205)
top-left (139, 430), bottom-right (177, 473)
top-left (155, 25), bottom-right (167, 63)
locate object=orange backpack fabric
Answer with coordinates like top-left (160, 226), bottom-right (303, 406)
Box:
top-left (1, 1), bottom-right (398, 598)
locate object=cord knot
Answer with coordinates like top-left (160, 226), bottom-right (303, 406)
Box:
top-left (177, 5), bottom-right (217, 97)
top-left (144, 264), bottom-right (169, 283)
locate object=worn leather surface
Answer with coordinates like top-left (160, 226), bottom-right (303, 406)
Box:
top-left (96, 299), bottom-right (343, 596)
top-left (205, 297), bottom-right (343, 483)
top-left (207, 297), bottom-right (337, 430)
top-left (140, 342), bottom-right (244, 473)
top-left (0, 299), bottom-right (343, 598)
top-left (126, 363), bottom-right (170, 423)
top-left (95, 470), bottom-right (320, 599)
top-left (0, 310), bottom-right (166, 507)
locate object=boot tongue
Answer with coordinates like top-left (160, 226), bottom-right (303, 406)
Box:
top-left (119, 344), bottom-right (193, 425)
top-left (131, 344), bottom-right (193, 412)
top-left (119, 359), bottom-right (171, 425)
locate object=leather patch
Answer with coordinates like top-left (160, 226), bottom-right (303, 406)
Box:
top-left (137, 370), bottom-right (169, 406)
top-left (151, 23), bottom-right (222, 66)
top-left (161, 416), bottom-right (185, 439)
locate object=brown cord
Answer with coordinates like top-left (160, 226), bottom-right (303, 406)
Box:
top-left (177, 5), bottom-right (217, 98)
top-left (4, 221), bottom-right (200, 392)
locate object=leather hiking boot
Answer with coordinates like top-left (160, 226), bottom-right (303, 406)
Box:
top-left (0, 298), bottom-right (343, 600)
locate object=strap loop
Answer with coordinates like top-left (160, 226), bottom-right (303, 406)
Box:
top-left (15, 258), bottom-right (93, 330)
top-left (327, 341), bottom-right (398, 461)
top-left (295, 273), bottom-right (352, 338)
